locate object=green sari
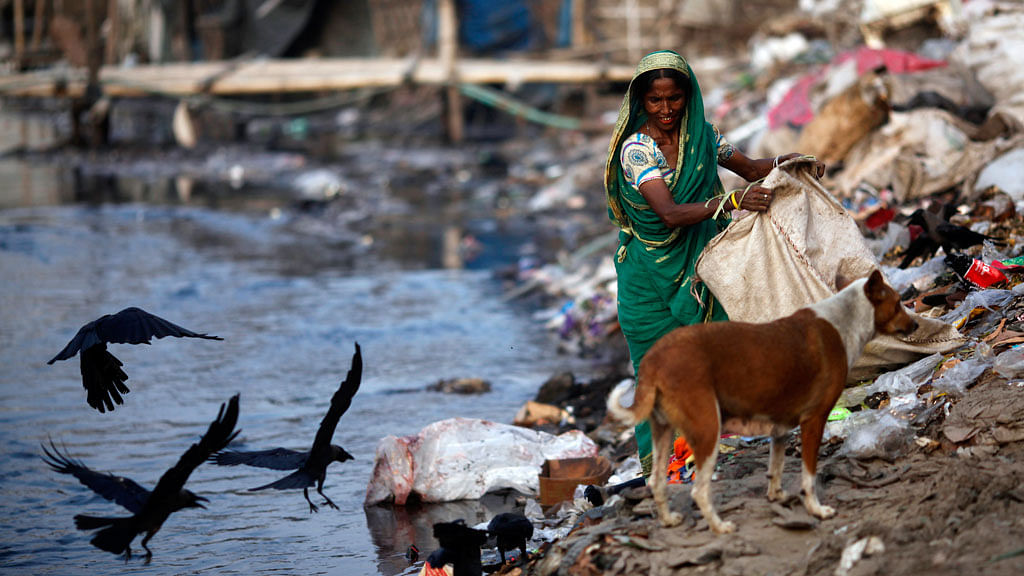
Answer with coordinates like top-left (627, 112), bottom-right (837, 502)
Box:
top-left (604, 50), bottom-right (729, 478)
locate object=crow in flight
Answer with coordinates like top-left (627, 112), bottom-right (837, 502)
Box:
top-left (213, 343), bottom-right (362, 512)
top-left (899, 208), bottom-right (1007, 269)
top-left (47, 307), bottom-right (223, 413)
top-left (42, 394), bottom-right (240, 563)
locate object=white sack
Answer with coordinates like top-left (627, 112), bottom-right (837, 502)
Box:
top-left (695, 157), bottom-right (964, 381)
top-left (364, 417), bottom-right (598, 506)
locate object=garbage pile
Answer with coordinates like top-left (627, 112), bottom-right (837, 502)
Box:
top-left (376, 4), bottom-right (1024, 575)
top-left (472, 4), bottom-right (1024, 572)
top-left (513, 0), bottom-right (1024, 389)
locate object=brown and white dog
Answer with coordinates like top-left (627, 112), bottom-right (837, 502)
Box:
top-left (607, 269), bottom-right (917, 533)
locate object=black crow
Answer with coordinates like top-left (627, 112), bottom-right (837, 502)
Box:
top-left (899, 208), bottom-right (1006, 269)
top-left (47, 307), bottom-right (223, 413)
top-left (212, 343), bottom-right (362, 513)
top-left (892, 90), bottom-right (991, 125)
top-left (44, 394), bottom-right (240, 563)
top-left (487, 512), bottom-right (533, 565)
top-left (429, 519), bottom-right (488, 576)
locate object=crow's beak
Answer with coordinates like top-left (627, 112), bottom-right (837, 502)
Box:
top-left (195, 496), bottom-right (209, 509)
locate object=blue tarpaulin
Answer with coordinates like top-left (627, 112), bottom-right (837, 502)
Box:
top-left (459, 0), bottom-right (532, 52)
top-left (422, 0), bottom-right (541, 54)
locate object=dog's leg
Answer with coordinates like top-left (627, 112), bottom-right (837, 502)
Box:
top-left (692, 439), bottom-right (732, 533)
top-left (766, 430), bottom-right (788, 502)
top-left (688, 399), bottom-right (733, 534)
top-left (649, 412), bottom-right (682, 527)
top-left (798, 416), bottom-right (835, 519)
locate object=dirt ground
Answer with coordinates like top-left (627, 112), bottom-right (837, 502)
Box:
top-left (522, 370), bottom-right (1024, 576)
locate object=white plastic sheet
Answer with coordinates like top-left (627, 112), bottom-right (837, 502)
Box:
top-left (364, 417), bottom-right (599, 506)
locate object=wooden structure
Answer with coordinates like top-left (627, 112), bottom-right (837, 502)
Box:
top-left (0, 1), bottom-right (795, 142)
top-left (0, 0), bottom-right (643, 142)
top-left (0, 58), bottom-right (635, 98)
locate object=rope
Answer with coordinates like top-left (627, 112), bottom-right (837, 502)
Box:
top-left (457, 82), bottom-right (582, 130)
top-left (705, 177), bottom-right (765, 220)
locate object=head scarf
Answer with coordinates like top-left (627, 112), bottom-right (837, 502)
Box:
top-left (603, 50), bottom-right (722, 247)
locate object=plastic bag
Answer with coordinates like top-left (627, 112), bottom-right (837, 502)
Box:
top-left (880, 256), bottom-right (946, 294)
top-left (838, 411), bottom-right (913, 460)
top-left (840, 352), bottom-right (944, 408)
top-left (939, 289), bottom-right (1015, 328)
top-left (932, 345), bottom-right (995, 395)
top-left (364, 417), bottom-right (599, 506)
top-left (994, 345), bottom-right (1024, 379)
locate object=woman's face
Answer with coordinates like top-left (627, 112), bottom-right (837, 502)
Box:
top-left (642, 77), bottom-right (685, 133)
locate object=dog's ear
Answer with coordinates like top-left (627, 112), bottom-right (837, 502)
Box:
top-left (863, 269), bottom-right (888, 301)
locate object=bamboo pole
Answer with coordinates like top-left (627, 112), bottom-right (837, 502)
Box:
top-left (14, 0), bottom-right (25, 66)
top-left (438, 0), bottom-right (463, 143)
top-left (105, 0), bottom-right (120, 65)
top-left (572, 0), bottom-right (585, 49)
top-left (85, 0), bottom-right (99, 83)
top-left (626, 0), bottom-right (640, 63)
top-left (30, 0), bottom-right (46, 50)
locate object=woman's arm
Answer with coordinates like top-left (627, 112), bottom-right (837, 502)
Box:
top-left (720, 148), bottom-right (825, 181)
top-left (638, 178), bottom-right (772, 228)
top-left (720, 147), bottom-right (778, 181)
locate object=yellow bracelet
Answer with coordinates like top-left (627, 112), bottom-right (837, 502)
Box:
top-left (730, 192), bottom-right (740, 210)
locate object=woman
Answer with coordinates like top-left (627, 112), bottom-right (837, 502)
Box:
top-left (605, 49), bottom-right (823, 479)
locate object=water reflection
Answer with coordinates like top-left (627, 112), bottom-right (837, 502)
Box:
top-left (0, 159), bottom-right (68, 208)
top-left (366, 492), bottom-right (521, 575)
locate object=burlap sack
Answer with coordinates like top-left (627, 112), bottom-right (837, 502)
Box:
top-left (695, 157), bottom-right (964, 382)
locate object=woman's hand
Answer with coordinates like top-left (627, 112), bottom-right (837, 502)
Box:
top-left (772, 153), bottom-right (826, 178)
top-left (734, 185), bottom-right (773, 212)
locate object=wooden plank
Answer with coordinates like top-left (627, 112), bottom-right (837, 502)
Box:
top-left (0, 58), bottom-right (635, 98)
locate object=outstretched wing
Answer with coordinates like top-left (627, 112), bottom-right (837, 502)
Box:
top-left (249, 468), bottom-right (314, 492)
top-left (96, 307), bottom-right (223, 345)
top-left (148, 394), bottom-right (241, 503)
top-left (311, 343), bottom-right (362, 454)
top-left (47, 307), bottom-right (221, 365)
top-left (41, 440), bottom-right (150, 514)
top-left (47, 315), bottom-right (108, 364)
top-left (212, 447), bottom-right (309, 471)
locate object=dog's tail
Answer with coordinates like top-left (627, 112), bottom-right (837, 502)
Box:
top-left (606, 378), bottom-right (654, 425)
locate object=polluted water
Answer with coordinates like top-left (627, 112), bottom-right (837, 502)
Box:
top-left (0, 149), bottom-right (598, 575)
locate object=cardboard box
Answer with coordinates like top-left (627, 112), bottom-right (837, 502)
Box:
top-left (538, 456), bottom-right (612, 507)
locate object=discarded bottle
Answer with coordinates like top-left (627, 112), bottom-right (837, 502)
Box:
top-left (945, 252), bottom-right (1007, 288)
top-left (992, 255), bottom-right (1024, 274)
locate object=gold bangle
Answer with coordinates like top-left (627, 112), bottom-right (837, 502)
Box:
top-left (730, 193), bottom-right (740, 210)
